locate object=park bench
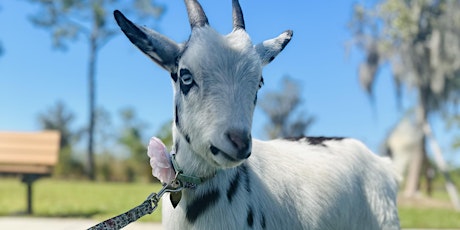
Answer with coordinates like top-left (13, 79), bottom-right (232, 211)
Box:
top-left (0, 131), bottom-right (60, 214)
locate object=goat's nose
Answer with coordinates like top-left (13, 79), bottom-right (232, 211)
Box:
top-left (226, 129), bottom-right (251, 159)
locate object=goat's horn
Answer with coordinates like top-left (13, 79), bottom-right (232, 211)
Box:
top-left (184, 0), bottom-right (209, 28)
top-left (232, 0), bottom-right (245, 30)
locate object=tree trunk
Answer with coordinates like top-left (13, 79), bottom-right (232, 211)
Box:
top-left (87, 34), bottom-right (98, 181)
top-left (403, 138), bottom-right (425, 197)
top-left (424, 122), bottom-right (460, 211)
top-left (403, 94), bottom-right (428, 197)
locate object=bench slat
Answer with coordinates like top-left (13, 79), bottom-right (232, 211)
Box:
top-left (0, 151), bottom-right (58, 165)
top-left (0, 131), bottom-right (60, 174)
top-left (0, 132), bottom-right (60, 145)
top-left (0, 165), bottom-right (52, 174)
top-left (0, 145), bottom-right (58, 164)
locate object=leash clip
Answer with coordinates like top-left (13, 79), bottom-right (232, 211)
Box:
top-left (146, 180), bottom-right (184, 212)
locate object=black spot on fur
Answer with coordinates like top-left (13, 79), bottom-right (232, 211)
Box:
top-left (175, 105), bottom-right (179, 126)
top-left (226, 170), bottom-right (240, 203)
top-left (247, 206), bottom-right (254, 227)
top-left (284, 136), bottom-right (306, 141)
top-left (269, 56), bottom-right (275, 62)
top-left (171, 72), bottom-right (178, 82)
top-left (186, 189), bottom-right (220, 223)
top-left (241, 164), bottom-right (251, 193)
top-left (185, 134), bottom-right (191, 143)
top-left (261, 213), bottom-right (266, 229)
top-left (174, 141), bottom-right (179, 153)
top-left (280, 30), bottom-right (293, 52)
top-left (286, 136), bottom-right (345, 147)
top-left (307, 136), bottom-right (344, 146)
top-left (174, 105), bottom-right (191, 144)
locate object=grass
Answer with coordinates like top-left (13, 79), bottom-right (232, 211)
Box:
top-left (0, 177), bottom-right (163, 222)
top-left (1, 177), bottom-right (460, 228)
top-left (398, 189), bottom-right (460, 228)
top-left (399, 206), bottom-right (460, 228)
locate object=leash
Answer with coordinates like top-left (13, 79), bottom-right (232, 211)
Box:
top-left (87, 140), bottom-right (212, 230)
top-left (87, 181), bottom-right (183, 230)
top-left (87, 155), bottom-right (210, 230)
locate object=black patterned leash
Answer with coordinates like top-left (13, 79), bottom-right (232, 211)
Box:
top-left (87, 181), bottom-right (183, 230)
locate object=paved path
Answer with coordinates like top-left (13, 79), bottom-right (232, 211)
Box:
top-left (1, 217), bottom-right (459, 229)
top-left (0, 217), bottom-right (162, 230)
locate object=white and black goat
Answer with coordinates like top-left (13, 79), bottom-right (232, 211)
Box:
top-left (114, 1), bottom-right (400, 229)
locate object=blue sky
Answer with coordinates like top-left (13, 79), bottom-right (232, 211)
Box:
top-left (0, 1), bottom-right (458, 163)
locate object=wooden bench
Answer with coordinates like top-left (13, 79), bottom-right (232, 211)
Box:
top-left (0, 131), bottom-right (60, 214)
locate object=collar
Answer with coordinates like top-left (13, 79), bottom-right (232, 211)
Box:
top-left (171, 153), bottom-right (211, 188)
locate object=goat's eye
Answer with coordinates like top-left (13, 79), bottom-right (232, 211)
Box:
top-left (179, 68), bottom-right (197, 96)
top-left (258, 76), bottom-right (264, 89)
top-left (180, 69), bottom-right (193, 85)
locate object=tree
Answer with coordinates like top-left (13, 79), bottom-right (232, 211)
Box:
top-left (349, 0), bottom-right (460, 199)
top-left (26, 0), bottom-right (164, 180)
top-left (259, 76), bottom-right (315, 139)
top-left (93, 106), bottom-right (114, 154)
top-left (37, 101), bottom-right (85, 178)
top-left (448, 115), bottom-right (460, 150)
top-left (38, 101), bottom-right (76, 148)
top-left (117, 107), bottom-right (150, 182)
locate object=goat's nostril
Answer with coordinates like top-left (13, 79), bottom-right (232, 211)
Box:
top-left (226, 130), bottom-right (250, 154)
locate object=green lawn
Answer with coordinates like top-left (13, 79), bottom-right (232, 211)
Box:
top-left (399, 206), bottom-right (460, 228)
top-left (1, 177), bottom-right (460, 228)
top-left (397, 189), bottom-right (460, 228)
top-left (0, 178), bottom-right (163, 222)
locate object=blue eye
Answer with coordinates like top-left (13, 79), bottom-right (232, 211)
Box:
top-left (179, 68), bottom-right (196, 96)
top-left (180, 69), bottom-right (194, 85)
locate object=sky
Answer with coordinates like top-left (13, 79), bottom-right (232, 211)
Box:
top-left (0, 1), bottom-right (458, 164)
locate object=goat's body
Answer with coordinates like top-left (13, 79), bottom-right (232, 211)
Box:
top-left (163, 138), bottom-right (400, 230)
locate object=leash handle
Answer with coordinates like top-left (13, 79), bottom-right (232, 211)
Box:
top-left (87, 182), bottom-right (183, 230)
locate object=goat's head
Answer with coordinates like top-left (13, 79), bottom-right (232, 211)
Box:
top-left (114, 0), bottom-right (292, 169)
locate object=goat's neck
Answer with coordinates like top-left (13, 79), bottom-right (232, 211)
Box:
top-left (172, 125), bottom-right (219, 180)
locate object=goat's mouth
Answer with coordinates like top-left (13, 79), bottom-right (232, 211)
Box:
top-left (210, 145), bottom-right (241, 163)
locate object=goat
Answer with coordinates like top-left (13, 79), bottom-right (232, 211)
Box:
top-left (114, 0), bottom-right (400, 229)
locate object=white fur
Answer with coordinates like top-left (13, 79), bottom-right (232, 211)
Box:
top-left (174, 27), bottom-right (261, 170)
top-left (167, 23), bottom-right (400, 230)
top-left (163, 138), bottom-right (400, 230)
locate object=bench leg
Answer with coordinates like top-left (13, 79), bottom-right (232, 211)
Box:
top-left (26, 180), bottom-right (33, 214)
top-left (21, 175), bottom-right (40, 215)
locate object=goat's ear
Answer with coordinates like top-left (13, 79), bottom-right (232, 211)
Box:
top-left (114, 10), bottom-right (181, 73)
top-left (255, 30), bottom-right (293, 66)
